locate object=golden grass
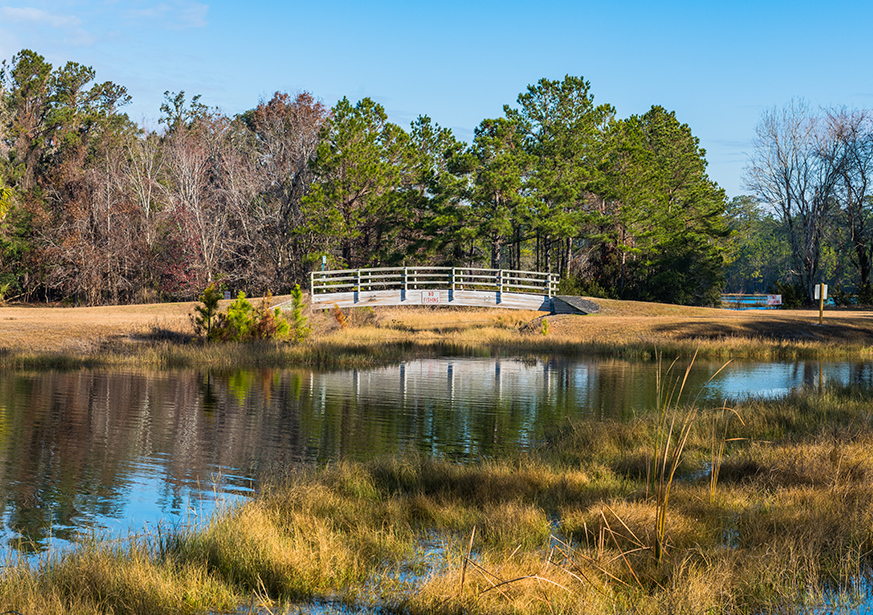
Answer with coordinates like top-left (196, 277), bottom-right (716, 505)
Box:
top-left (6, 296), bottom-right (873, 613)
top-left (0, 536), bottom-right (237, 615)
top-left (3, 295), bottom-right (873, 368)
top-left (219, 397), bottom-right (873, 611)
top-left (5, 387), bottom-right (873, 614)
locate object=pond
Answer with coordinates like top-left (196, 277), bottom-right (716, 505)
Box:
top-left (0, 356), bottom-right (871, 556)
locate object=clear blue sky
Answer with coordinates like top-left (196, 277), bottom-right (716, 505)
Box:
top-left (2, 0), bottom-right (872, 198)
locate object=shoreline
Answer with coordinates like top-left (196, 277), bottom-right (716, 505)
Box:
top-left (2, 297), bottom-right (873, 370)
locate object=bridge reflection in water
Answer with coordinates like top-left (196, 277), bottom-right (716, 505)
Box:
top-left (2, 358), bottom-right (872, 555)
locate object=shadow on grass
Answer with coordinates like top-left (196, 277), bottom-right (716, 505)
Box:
top-left (651, 317), bottom-right (873, 344)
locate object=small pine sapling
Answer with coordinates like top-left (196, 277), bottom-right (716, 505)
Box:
top-left (194, 283), bottom-right (222, 339)
top-left (196, 288), bottom-right (299, 343)
top-left (221, 292), bottom-right (255, 341)
top-left (290, 284), bottom-right (311, 342)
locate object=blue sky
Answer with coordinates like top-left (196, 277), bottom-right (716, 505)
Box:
top-left (2, 0), bottom-right (872, 198)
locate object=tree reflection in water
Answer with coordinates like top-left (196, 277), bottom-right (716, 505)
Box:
top-left (0, 357), bottom-right (869, 555)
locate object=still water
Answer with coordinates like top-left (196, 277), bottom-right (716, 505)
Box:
top-left (0, 357), bottom-right (871, 556)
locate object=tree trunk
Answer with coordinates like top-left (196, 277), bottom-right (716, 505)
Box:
top-left (490, 235), bottom-right (502, 270)
top-left (535, 233), bottom-right (540, 272)
top-left (544, 235), bottom-right (552, 273)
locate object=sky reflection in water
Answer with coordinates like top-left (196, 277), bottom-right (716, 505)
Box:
top-left (0, 357), bottom-right (869, 557)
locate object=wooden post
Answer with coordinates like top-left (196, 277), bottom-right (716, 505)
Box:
top-left (815, 283), bottom-right (827, 325)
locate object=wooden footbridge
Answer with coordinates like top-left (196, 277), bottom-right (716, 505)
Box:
top-left (309, 267), bottom-right (598, 314)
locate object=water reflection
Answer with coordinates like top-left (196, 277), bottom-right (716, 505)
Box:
top-left (0, 357), bottom-right (869, 555)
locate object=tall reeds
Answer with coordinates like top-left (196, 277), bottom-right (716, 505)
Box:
top-left (650, 349), bottom-right (732, 561)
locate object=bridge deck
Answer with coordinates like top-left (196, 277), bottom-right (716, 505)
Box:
top-left (310, 267), bottom-right (556, 312)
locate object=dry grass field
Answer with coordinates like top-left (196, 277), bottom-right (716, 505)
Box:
top-left (551, 298), bottom-right (873, 346)
top-left (0, 300), bottom-right (199, 354)
top-left (1, 294), bottom-right (873, 361)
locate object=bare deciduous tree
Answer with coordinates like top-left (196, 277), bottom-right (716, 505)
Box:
top-left (123, 130), bottom-right (164, 250)
top-left (825, 108), bottom-right (873, 290)
top-left (245, 91), bottom-right (327, 288)
top-left (745, 99), bottom-right (844, 298)
top-left (40, 135), bottom-right (145, 305)
top-left (162, 117), bottom-right (232, 293)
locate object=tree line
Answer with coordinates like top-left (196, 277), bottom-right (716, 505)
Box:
top-left (2, 48), bottom-right (736, 306)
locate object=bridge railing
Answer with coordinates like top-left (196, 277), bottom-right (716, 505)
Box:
top-left (721, 293), bottom-right (783, 310)
top-left (311, 267), bottom-right (557, 297)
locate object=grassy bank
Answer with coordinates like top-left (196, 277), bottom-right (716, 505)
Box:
top-left (4, 384), bottom-right (873, 614)
top-left (2, 296), bottom-right (873, 369)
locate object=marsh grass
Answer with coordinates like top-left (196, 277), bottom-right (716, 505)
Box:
top-left (647, 350), bottom-right (736, 561)
top-left (0, 533), bottom-right (237, 615)
top-left (4, 387), bottom-right (873, 613)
